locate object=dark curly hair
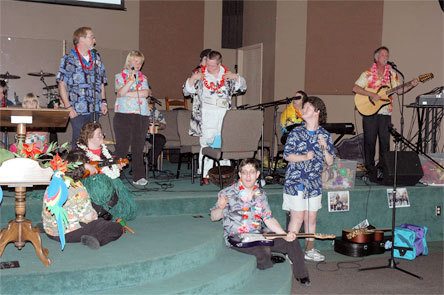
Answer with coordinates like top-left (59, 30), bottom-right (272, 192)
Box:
top-left (77, 122), bottom-right (102, 146)
top-left (63, 150), bottom-right (88, 181)
top-left (303, 96), bottom-right (327, 125)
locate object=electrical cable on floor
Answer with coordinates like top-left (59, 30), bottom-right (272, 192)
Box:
top-left (314, 258), bottom-right (364, 272)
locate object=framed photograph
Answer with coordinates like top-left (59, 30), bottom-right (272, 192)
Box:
top-left (328, 191), bottom-right (350, 212)
top-left (386, 188), bottom-right (410, 208)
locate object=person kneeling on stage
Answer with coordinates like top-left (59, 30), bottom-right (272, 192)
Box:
top-left (75, 122), bottom-right (137, 222)
top-left (210, 158), bottom-right (311, 286)
top-left (280, 90), bottom-right (307, 145)
top-left (42, 151), bottom-right (123, 249)
top-left (146, 98), bottom-right (166, 170)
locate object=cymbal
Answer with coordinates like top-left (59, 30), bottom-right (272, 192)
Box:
top-left (28, 71), bottom-right (55, 77)
top-left (0, 72), bottom-right (21, 79)
top-left (43, 85), bottom-right (58, 90)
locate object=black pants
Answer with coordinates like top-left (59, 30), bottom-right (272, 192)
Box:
top-left (146, 133), bottom-right (166, 167)
top-left (232, 238), bottom-right (309, 280)
top-left (114, 113), bottom-right (150, 181)
top-left (363, 114), bottom-right (391, 173)
top-left (47, 218), bottom-right (123, 246)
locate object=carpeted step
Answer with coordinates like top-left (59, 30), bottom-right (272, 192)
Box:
top-left (98, 248), bottom-right (258, 294)
top-left (235, 261), bottom-right (293, 294)
top-left (0, 215), bottom-right (223, 294)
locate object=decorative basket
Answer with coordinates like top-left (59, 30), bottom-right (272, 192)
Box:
top-left (208, 165), bottom-right (236, 188)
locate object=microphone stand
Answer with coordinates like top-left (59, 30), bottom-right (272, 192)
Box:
top-left (359, 125), bottom-right (423, 280)
top-left (92, 49), bottom-right (98, 123)
top-left (390, 63), bottom-right (405, 149)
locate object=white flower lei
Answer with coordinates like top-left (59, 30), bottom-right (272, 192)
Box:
top-left (77, 143), bottom-right (120, 179)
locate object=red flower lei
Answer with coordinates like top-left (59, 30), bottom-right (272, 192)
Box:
top-left (121, 70), bottom-right (143, 90)
top-left (368, 63), bottom-right (391, 89)
top-left (201, 64), bottom-right (228, 92)
top-left (74, 46), bottom-right (93, 71)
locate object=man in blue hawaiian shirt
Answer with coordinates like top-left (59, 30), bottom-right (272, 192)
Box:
top-left (211, 158), bottom-right (310, 286)
top-left (57, 27), bottom-right (108, 145)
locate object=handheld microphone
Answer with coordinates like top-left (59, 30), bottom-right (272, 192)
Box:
top-left (131, 67), bottom-right (137, 80)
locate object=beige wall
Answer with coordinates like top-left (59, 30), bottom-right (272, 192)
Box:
top-left (0, 0), bottom-right (140, 144)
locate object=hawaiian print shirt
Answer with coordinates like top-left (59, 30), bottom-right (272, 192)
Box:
top-left (183, 66), bottom-right (247, 136)
top-left (283, 124), bottom-right (335, 198)
top-left (355, 67), bottom-right (400, 115)
top-left (212, 181), bottom-right (273, 247)
top-left (42, 182), bottom-right (98, 236)
top-left (114, 69), bottom-right (150, 116)
top-left (56, 49), bottom-right (107, 115)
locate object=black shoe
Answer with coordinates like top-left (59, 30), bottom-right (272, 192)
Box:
top-left (296, 277), bottom-right (311, 287)
top-left (80, 235), bottom-right (100, 250)
top-left (271, 254), bottom-right (286, 264)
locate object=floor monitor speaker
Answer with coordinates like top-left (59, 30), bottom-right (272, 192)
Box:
top-left (381, 151), bottom-right (423, 186)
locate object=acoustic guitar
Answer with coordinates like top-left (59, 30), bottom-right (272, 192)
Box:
top-left (354, 72), bottom-right (434, 116)
top-left (83, 158), bottom-right (129, 178)
top-left (342, 227), bottom-right (391, 244)
top-left (228, 232), bottom-right (335, 248)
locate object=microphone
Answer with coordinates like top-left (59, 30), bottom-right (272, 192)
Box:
top-left (148, 95), bottom-right (162, 106)
top-left (131, 66), bottom-right (137, 80)
top-left (387, 61), bottom-right (397, 68)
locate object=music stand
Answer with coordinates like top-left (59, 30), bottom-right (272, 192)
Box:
top-left (359, 126), bottom-right (423, 279)
top-left (0, 107), bottom-right (69, 266)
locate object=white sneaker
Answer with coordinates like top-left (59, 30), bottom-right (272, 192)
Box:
top-left (133, 178), bottom-right (148, 186)
top-left (304, 248), bottom-right (325, 262)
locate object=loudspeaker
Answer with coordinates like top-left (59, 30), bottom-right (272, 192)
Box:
top-left (381, 151), bottom-right (423, 186)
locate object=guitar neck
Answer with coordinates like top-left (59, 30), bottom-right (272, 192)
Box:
top-left (263, 233), bottom-right (316, 238)
top-left (386, 79), bottom-right (414, 96)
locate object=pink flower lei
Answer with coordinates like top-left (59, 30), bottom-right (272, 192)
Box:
top-left (368, 63), bottom-right (391, 89)
top-left (121, 69), bottom-right (143, 90)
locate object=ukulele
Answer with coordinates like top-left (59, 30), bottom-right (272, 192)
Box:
top-left (83, 158), bottom-right (129, 178)
top-left (228, 232), bottom-right (335, 248)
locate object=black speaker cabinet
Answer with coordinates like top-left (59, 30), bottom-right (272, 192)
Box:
top-left (381, 151), bottom-right (423, 186)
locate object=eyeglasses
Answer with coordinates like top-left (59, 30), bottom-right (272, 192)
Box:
top-left (240, 170), bottom-right (257, 176)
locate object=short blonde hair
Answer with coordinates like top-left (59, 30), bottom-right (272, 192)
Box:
top-left (22, 93), bottom-right (40, 109)
top-left (124, 50), bottom-right (145, 70)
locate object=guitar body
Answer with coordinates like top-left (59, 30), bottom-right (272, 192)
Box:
top-left (354, 86), bottom-right (392, 116)
top-left (228, 235), bottom-right (274, 248)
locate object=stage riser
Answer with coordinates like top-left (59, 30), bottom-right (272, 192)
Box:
top-left (1, 185), bottom-right (442, 249)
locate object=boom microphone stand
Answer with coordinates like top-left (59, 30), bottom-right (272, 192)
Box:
top-left (359, 125), bottom-right (424, 280)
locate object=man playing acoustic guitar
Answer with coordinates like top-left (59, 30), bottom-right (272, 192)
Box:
top-left (210, 158), bottom-right (311, 286)
top-left (352, 46), bottom-right (418, 182)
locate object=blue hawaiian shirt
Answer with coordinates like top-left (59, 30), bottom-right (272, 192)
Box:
top-left (212, 181), bottom-right (273, 247)
top-left (56, 49), bottom-right (107, 115)
top-left (283, 124), bottom-right (335, 198)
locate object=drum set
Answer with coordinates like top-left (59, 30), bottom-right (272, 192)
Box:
top-left (0, 70), bottom-right (60, 108)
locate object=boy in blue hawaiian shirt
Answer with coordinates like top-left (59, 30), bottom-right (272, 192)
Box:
top-left (283, 96), bottom-right (335, 262)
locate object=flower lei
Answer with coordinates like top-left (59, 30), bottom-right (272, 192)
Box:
top-left (238, 181), bottom-right (262, 233)
top-left (201, 64), bottom-right (228, 92)
top-left (77, 143), bottom-right (120, 179)
top-left (121, 70), bottom-right (143, 90)
top-left (74, 46), bottom-right (93, 71)
top-left (368, 63), bottom-right (391, 89)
